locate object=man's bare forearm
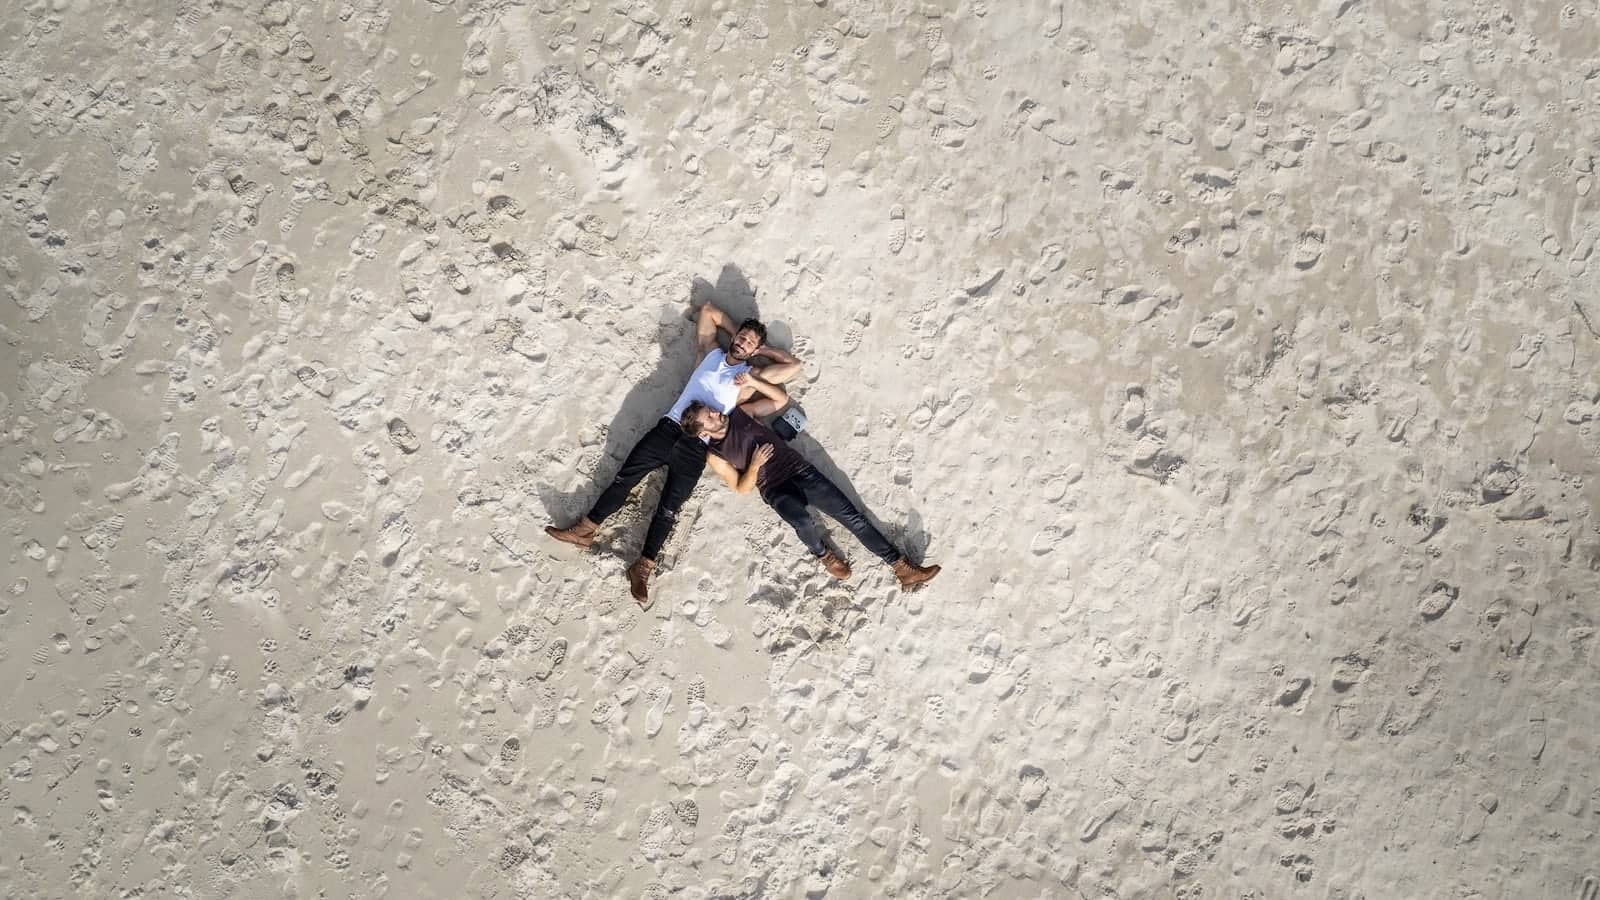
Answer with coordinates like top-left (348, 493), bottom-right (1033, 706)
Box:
top-left (695, 302), bottom-right (728, 348)
top-left (753, 346), bottom-right (802, 385)
top-left (697, 302), bottom-right (738, 337)
top-left (735, 461), bottom-right (762, 493)
top-left (756, 345), bottom-right (798, 364)
top-left (740, 396), bottom-right (786, 417)
top-left (756, 361), bottom-right (802, 385)
top-left (746, 374), bottom-right (788, 405)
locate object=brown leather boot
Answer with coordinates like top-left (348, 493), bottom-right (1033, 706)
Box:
top-left (892, 557), bottom-right (941, 592)
top-left (818, 550), bottom-right (852, 580)
top-left (626, 558), bottom-right (656, 609)
top-left (545, 516), bottom-right (598, 549)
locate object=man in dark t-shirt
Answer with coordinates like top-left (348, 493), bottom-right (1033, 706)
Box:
top-left (680, 403), bottom-right (941, 592)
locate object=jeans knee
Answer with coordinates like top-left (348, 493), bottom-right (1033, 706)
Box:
top-left (651, 497), bottom-right (683, 529)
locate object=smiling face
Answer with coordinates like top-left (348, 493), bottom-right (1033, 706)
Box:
top-left (728, 326), bottom-right (763, 362)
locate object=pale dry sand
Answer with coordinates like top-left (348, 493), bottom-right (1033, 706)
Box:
top-left (3, 0), bottom-right (1599, 898)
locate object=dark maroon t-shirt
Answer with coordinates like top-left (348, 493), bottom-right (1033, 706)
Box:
top-left (708, 409), bottom-right (809, 495)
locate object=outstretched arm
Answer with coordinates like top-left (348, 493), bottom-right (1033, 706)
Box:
top-left (752, 344), bottom-right (804, 385)
top-left (695, 302), bottom-right (738, 354)
top-left (735, 372), bottom-right (789, 418)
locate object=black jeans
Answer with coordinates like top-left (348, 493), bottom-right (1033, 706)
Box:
top-left (587, 417), bottom-right (706, 561)
top-left (763, 466), bottom-right (899, 565)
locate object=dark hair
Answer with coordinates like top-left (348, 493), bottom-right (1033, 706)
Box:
top-left (736, 318), bottom-right (767, 344)
top-left (680, 401), bottom-right (709, 437)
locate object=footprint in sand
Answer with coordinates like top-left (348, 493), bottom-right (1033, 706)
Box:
top-left (404, 292), bottom-right (433, 323)
top-left (1027, 243), bottom-right (1066, 284)
top-left (582, 787), bottom-right (609, 824)
top-left (377, 512), bottom-right (413, 566)
top-left (294, 361), bottom-right (334, 397)
top-left (1119, 385), bottom-right (1147, 431)
top-left (1188, 309), bottom-right (1236, 347)
top-left (1526, 712), bottom-right (1546, 762)
top-left (1080, 797), bottom-right (1127, 842)
top-left (644, 685), bottom-right (671, 738)
top-left (1293, 227), bottom-right (1326, 269)
top-left (1100, 168), bottom-right (1136, 192)
top-left (387, 418), bottom-right (421, 454)
top-left (273, 260), bottom-right (298, 301)
top-left (967, 632), bottom-right (1001, 682)
top-left (1042, 0), bottom-right (1064, 36)
top-left (1277, 676), bottom-right (1312, 707)
top-left (809, 132), bottom-right (831, 165)
top-left (1165, 221), bottom-right (1201, 254)
top-left (1185, 722), bottom-right (1219, 762)
top-left (673, 798), bottom-right (699, 829)
top-left (533, 638), bottom-right (567, 681)
top-left (486, 194), bottom-right (525, 219)
top-left (1228, 586), bottom-right (1264, 627)
top-left (841, 310), bottom-right (871, 355)
top-left (1018, 765), bottom-right (1050, 810)
top-left (637, 807), bottom-right (673, 857)
top-left (888, 205), bottom-right (907, 254)
top-left (1418, 581), bottom-right (1457, 620)
top-left (932, 390), bottom-right (974, 430)
top-left (731, 750), bottom-right (760, 781)
top-left (1029, 523), bottom-right (1075, 555)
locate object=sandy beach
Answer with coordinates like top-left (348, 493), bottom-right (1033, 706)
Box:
top-left (2, 0), bottom-right (1599, 897)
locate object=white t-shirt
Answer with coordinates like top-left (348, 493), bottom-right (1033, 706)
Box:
top-left (666, 348), bottom-right (752, 425)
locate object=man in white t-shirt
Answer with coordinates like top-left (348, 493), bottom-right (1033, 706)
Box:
top-left (546, 301), bottom-right (802, 608)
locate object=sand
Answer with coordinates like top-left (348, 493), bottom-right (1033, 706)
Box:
top-left (2, 0), bottom-right (1599, 897)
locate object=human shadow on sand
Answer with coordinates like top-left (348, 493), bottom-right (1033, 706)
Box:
top-left (538, 264), bottom-right (765, 560)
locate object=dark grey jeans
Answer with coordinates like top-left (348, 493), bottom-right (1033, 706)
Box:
top-left (762, 466), bottom-right (898, 565)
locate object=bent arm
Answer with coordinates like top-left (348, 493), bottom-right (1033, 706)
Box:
top-left (695, 302), bottom-right (737, 353)
top-left (739, 397), bottom-right (783, 417)
top-left (705, 453), bottom-right (744, 492)
top-left (735, 455), bottom-right (764, 494)
top-left (753, 345), bottom-right (803, 385)
top-left (740, 396), bottom-right (786, 418)
top-left (736, 374), bottom-right (790, 417)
